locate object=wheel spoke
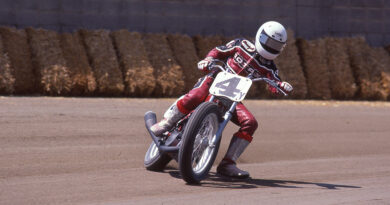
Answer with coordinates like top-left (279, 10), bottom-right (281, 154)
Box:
top-left (190, 113), bottom-right (219, 174)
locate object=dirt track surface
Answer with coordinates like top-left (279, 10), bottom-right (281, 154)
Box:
top-left (1, 97), bottom-right (390, 205)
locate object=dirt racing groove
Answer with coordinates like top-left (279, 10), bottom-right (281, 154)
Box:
top-left (0, 97), bottom-right (389, 204)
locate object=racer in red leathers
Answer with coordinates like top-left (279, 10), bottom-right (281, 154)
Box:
top-left (151, 21), bottom-right (293, 178)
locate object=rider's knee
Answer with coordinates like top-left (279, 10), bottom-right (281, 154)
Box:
top-left (179, 77), bottom-right (213, 111)
top-left (248, 118), bottom-right (258, 133)
top-left (253, 118), bottom-right (259, 130)
top-left (242, 117), bottom-right (258, 136)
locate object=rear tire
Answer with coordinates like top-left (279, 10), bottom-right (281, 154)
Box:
top-left (144, 142), bottom-right (172, 171)
top-left (179, 102), bottom-right (221, 184)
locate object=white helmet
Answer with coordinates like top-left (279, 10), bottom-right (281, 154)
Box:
top-left (255, 21), bottom-right (287, 60)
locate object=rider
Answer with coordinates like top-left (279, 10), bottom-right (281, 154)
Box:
top-left (150, 21), bottom-right (293, 178)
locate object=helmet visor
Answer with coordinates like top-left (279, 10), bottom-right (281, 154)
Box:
top-left (259, 30), bottom-right (286, 54)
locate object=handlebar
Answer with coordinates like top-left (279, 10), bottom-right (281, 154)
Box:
top-left (253, 77), bottom-right (287, 96)
top-left (208, 60), bottom-right (288, 96)
top-left (208, 60), bottom-right (236, 74)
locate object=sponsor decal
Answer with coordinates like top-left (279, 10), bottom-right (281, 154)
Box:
top-left (245, 66), bottom-right (261, 78)
top-left (241, 40), bottom-right (255, 52)
top-left (234, 53), bottom-right (245, 68)
top-left (275, 32), bottom-right (282, 37)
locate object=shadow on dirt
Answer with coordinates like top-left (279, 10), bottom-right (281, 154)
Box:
top-left (167, 170), bottom-right (361, 189)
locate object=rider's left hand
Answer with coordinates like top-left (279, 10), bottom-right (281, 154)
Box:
top-left (279, 81), bottom-right (293, 92)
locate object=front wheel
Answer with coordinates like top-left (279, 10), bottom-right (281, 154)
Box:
top-left (179, 102), bottom-right (221, 184)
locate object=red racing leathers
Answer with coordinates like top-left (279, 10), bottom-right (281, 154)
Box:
top-left (176, 38), bottom-right (284, 143)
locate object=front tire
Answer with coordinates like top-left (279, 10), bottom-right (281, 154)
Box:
top-left (144, 142), bottom-right (172, 171)
top-left (179, 102), bottom-right (221, 184)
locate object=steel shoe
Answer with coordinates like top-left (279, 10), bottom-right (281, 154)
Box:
top-left (217, 160), bottom-right (249, 179)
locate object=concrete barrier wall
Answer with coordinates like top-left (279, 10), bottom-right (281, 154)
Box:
top-left (0, 0), bottom-right (389, 46)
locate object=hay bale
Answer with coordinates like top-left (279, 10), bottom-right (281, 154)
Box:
top-left (249, 81), bottom-right (269, 99)
top-left (193, 35), bottom-right (224, 59)
top-left (385, 45), bottom-right (390, 55)
top-left (26, 28), bottom-right (71, 95)
top-left (111, 30), bottom-right (156, 97)
top-left (382, 72), bottom-right (390, 101)
top-left (167, 33), bottom-right (202, 92)
top-left (377, 47), bottom-right (390, 100)
top-left (368, 47), bottom-right (390, 100)
top-left (0, 35), bottom-right (15, 94)
top-left (0, 27), bottom-right (35, 94)
top-left (297, 38), bottom-right (332, 100)
top-left (345, 37), bottom-right (386, 100)
top-left (325, 37), bottom-right (357, 99)
top-left (275, 29), bottom-right (307, 99)
top-left (345, 37), bottom-right (370, 100)
top-left (80, 29), bottom-right (124, 96)
top-left (221, 35), bottom-right (240, 45)
top-left (59, 32), bottom-right (97, 96)
top-left (143, 33), bottom-right (184, 97)
top-left (245, 82), bottom-right (260, 99)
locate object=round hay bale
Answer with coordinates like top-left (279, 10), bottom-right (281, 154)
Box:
top-left (193, 35), bottom-right (224, 59)
top-left (60, 32), bottom-right (97, 96)
top-left (80, 29), bottom-right (124, 96)
top-left (297, 38), bottom-right (332, 100)
top-left (345, 37), bottom-right (386, 100)
top-left (325, 37), bottom-right (357, 99)
top-left (26, 27), bottom-right (71, 95)
top-left (0, 35), bottom-right (15, 94)
top-left (167, 33), bottom-right (202, 93)
top-left (111, 30), bottom-right (156, 97)
top-left (0, 27), bottom-right (36, 94)
top-left (143, 33), bottom-right (184, 97)
top-left (275, 29), bottom-right (307, 99)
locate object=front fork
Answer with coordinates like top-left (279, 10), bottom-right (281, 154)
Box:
top-left (208, 96), bottom-right (238, 147)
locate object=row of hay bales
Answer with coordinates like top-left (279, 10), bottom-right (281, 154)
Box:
top-left (296, 37), bottom-right (390, 101)
top-left (0, 26), bottom-right (389, 100)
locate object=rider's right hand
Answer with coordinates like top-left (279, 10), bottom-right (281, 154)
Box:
top-left (197, 57), bottom-right (214, 72)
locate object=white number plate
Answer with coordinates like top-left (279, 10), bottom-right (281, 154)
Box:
top-left (209, 72), bottom-right (252, 102)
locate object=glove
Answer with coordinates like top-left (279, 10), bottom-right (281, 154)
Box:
top-left (197, 57), bottom-right (214, 71)
top-left (279, 81), bottom-right (293, 92)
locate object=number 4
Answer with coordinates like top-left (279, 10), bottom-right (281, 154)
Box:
top-left (214, 77), bottom-right (241, 98)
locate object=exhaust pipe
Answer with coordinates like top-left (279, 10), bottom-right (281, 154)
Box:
top-left (144, 111), bottom-right (157, 128)
top-left (144, 111), bottom-right (179, 153)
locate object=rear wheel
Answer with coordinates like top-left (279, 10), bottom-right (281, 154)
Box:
top-left (144, 142), bottom-right (172, 171)
top-left (179, 102), bottom-right (221, 184)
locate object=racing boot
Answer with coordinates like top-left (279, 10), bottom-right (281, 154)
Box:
top-left (150, 101), bottom-right (185, 137)
top-left (217, 135), bottom-right (250, 179)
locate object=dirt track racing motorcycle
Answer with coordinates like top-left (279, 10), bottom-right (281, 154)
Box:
top-left (144, 61), bottom-right (287, 184)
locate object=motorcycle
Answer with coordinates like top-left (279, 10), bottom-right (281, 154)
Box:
top-left (144, 60), bottom-right (287, 184)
